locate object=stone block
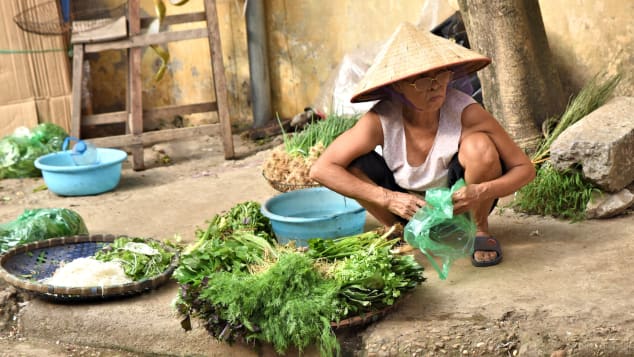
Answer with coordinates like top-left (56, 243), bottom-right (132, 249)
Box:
top-left (550, 97), bottom-right (634, 192)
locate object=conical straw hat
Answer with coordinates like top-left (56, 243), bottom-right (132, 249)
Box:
top-left (350, 21), bottom-right (491, 103)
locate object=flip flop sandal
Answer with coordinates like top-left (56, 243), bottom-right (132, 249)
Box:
top-left (471, 236), bottom-right (503, 267)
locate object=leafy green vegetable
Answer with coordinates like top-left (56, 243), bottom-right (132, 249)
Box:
top-left (307, 230), bottom-right (396, 260)
top-left (199, 201), bottom-right (275, 243)
top-left (0, 122), bottom-right (68, 179)
top-left (94, 237), bottom-right (175, 281)
top-left (174, 231), bottom-right (277, 286)
top-left (0, 208), bottom-right (88, 253)
top-left (174, 201), bottom-right (277, 285)
top-left (512, 73), bottom-right (620, 221)
top-left (309, 229), bottom-right (425, 319)
top-left (173, 204), bottom-right (282, 347)
top-left (174, 202), bottom-right (425, 357)
top-left (200, 253), bottom-right (340, 356)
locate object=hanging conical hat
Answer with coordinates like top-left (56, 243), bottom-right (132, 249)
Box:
top-left (350, 21), bottom-right (491, 103)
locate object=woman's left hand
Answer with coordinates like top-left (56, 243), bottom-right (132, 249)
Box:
top-left (451, 184), bottom-right (483, 215)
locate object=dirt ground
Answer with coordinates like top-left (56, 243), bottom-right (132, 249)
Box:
top-left (1, 132), bottom-right (633, 357)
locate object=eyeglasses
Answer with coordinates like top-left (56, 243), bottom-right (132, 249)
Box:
top-left (406, 70), bottom-right (454, 92)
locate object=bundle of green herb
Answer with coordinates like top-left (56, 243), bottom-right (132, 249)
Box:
top-left (308, 229), bottom-right (425, 319)
top-left (512, 73), bottom-right (621, 220)
top-left (199, 252), bottom-right (340, 356)
top-left (94, 237), bottom-right (175, 281)
top-left (281, 113), bottom-right (359, 158)
top-left (262, 113), bottom-right (358, 188)
top-left (531, 73), bottom-right (621, 165)
top-left (199, 201), bottom-right (275, 243)
top-left (175, 231), bottom-right (278, 286)
top-left (174, 203), bottom-right (282, 344)
top-left (512, 162), bottom-right (599, 221)
top-left (173, 202), bottom-right (426, 357)
top-left (173, 231), bottom-right (278, 345)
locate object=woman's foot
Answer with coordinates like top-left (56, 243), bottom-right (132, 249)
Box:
top-left (471, 235), bottom-right (503, 267)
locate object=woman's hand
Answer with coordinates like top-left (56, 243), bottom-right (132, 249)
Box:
top-left (382, 188), bottom-right (427, 220)
top-left (451, 184), bottom-right (484, 215)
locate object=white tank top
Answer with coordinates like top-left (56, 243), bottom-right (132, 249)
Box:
top-left (374, 88), bottom-right (476, 194)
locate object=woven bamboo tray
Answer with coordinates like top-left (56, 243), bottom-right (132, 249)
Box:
top-left (262, 171), bottom-right (321, 193)
top-left (0, 234), bottom-right (178, 302)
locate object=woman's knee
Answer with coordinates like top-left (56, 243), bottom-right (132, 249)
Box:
top-left (459, 133), bottom-right (500, 167)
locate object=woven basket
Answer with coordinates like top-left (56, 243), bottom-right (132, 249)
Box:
top-left (0, 234), bottom-right (178, 302)
top-left (330, 300), bottom-right (404, 329)
top-left (13, 0), bottom-right (127, 36)
top-left (262, 171), bottom-right (321, 193)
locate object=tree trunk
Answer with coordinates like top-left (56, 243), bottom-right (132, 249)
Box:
top-left (457, 0), bottom-right (566, 152)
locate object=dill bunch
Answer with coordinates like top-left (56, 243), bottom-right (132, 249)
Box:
top-left (200, 252), bottom-right (340, 357)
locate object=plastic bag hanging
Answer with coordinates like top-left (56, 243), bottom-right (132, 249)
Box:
top-left (404, 179), bottom-right (476, 280)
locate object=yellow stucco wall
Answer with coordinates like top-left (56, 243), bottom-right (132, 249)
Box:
top-left (539, 0), bottom-right (633, 97)
top-left (87, 0), bottom-right (250, 131)
top-left (135, 0), bottom-right (250, 129)
top-left (263, 0), bottom-right (456, 119)
top-left (86, 0), bottom-right (632, 131)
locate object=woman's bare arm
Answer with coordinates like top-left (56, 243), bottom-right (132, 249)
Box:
top-left (310, 111), bottom-right (386, 205)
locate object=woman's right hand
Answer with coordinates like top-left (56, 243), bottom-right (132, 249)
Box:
top-left (382, 188), bottom-right (427, 221)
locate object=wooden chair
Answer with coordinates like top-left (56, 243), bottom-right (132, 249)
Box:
top-left (70, 0), bottom-right (234, 170)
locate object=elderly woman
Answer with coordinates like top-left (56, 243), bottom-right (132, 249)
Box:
top-left (310, 22), bottom-right (535, 267)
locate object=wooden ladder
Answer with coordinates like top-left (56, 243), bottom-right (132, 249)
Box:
top-left (69, 0), bottom-right (235, 170)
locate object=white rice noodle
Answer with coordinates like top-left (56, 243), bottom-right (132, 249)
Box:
top-left (43, 257), bottom-right (132, 287)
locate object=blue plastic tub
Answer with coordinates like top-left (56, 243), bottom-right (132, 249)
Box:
top-left (34, 148), bottom-right (128, 196)
top-left (261, 187), bottom-right (366, 247)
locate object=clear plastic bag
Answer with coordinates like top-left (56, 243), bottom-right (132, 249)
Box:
top-left (312, 45), bottom-right (381, 116)
top-left (404, 179), bottom-right (476, 280)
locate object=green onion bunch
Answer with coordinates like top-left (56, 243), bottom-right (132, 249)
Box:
top-left (282, 113), bottom-right (359, 157)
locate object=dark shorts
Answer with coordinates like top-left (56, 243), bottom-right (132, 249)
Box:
top-left (349, 150), bottom-right (500, 215)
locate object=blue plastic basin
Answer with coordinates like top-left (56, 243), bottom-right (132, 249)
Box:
top-left (261, 187), bottom-right (366, 247)
top-left (34, 148), bottom-right (128, 196)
